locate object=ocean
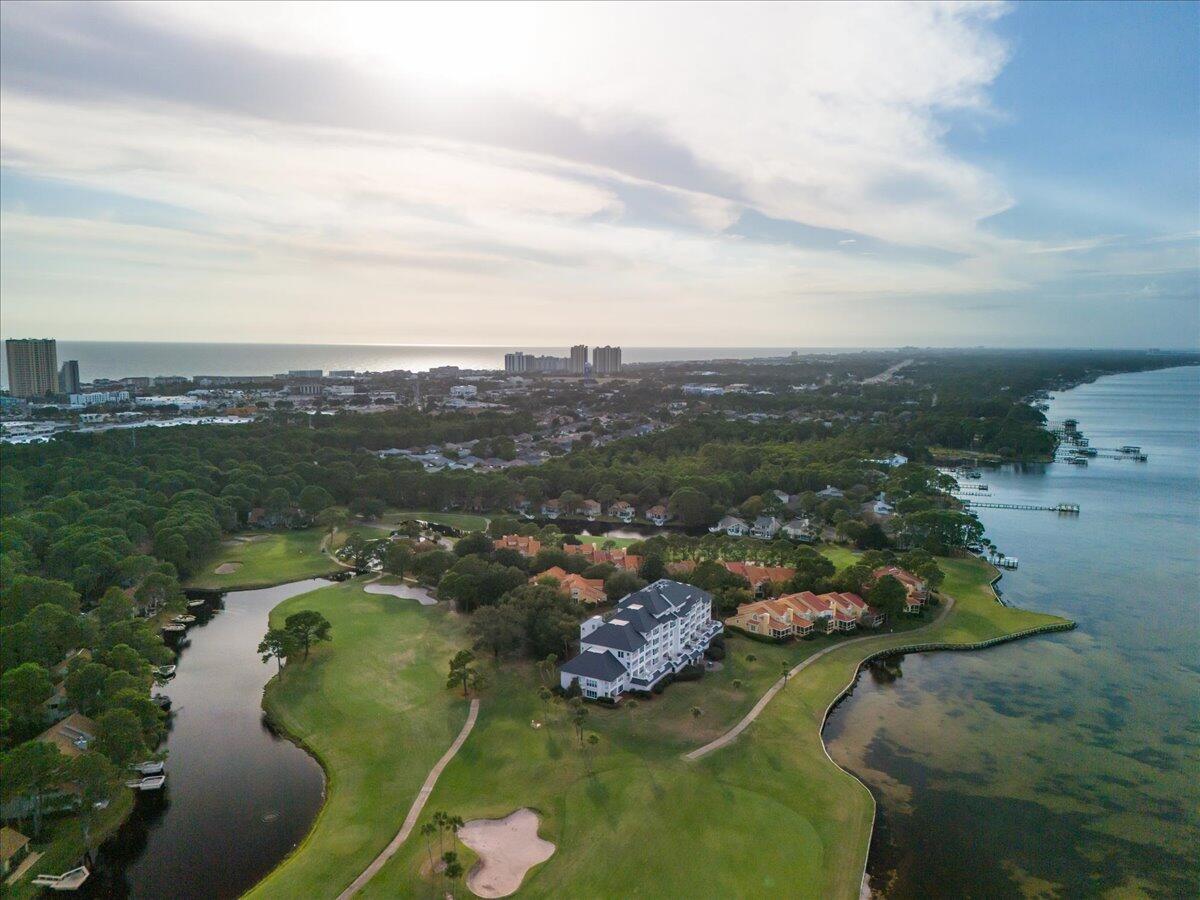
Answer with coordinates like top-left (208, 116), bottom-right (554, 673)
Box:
top-left (825, 366), bottom-right (1200, 897)
top-left (0, 341), bottom-right (868, 386)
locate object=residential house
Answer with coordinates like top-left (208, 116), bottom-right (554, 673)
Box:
top-left (581, 499), bottom-right (602, 520)
top-left (564, 543), bottom-right (642, 572)
top-left (541, 499), bottom-right (562, 519)
top-left (559, 580), bottom-right (723, 700)
top-left (722, 562), bottom-right (796, 597)
top-left (36, 712), bottom-right (97, 759)
top-left (1, 827), bottom-right (31, 878)
top-left (751, 515), bottom-right (782, 539)
top-left (530, 567), bottom-right (607, 604)
top-left (493, 534), bottom-right (542, 557)
top-left (645, 504), bottom-right (669, 526)
top-left (782, 517), bottom-right (816, 541)
top-left (871, 566), bottom-right (928, 612)
top-left (869, 496), bottom-right (895, 518)
top-left (816, 485), bottom-right (845, 500)
top-left (711, 515), bottom-right (749, 537)
top-left (608, 500), bottom-right (635, 523)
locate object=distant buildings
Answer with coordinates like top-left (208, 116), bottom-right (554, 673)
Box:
top-left (449, 384), bottom-right (477, 399)
top-left (58, 360), bottom-right (81, 395)
top-left (288, 369), bottom-right (323, 378)
top-left (570, 344), bottom-right (588, 374)
top-left (5, 338), bottom-right (58, 398)
top-left (504, 345), bottom-right (622, 375)
top-left (592, 345), bottom-right (622, 374)
top-left (70, 390), bottom-right (130, 407)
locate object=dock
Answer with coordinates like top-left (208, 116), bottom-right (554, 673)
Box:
top-left (962, 500), bottom-right (1080, 513)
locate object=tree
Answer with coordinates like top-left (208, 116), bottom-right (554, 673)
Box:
top-left (316, 506), bottom-right (349, 540)
top-left (638, 555), bottom-right (667, 582)
top-left (668, 487), bottom-right (712, 526)
top-left (604, 570), bottom-right (646, 602)
top-left (0, 740), bottom-right (66, 837)
top-left (446, 650), bottom-right (482, 697)
top-left (869, 574), bottom-right (908, 618)
top-left (258, 628), bottom-right (297, 674)
top-left (441, 850), bottom-right (464, 886)
top-left (298, 485), bottom-right (334, 517)
top-left (781, 659), bottom-right (792, 683)
top-left (454, 531), bottom-right (492, 557)
top-left (571, 704), bottom-right (588, 746)
top-left (284, 610), bottom-right (332, 660)
top-left (690, 706), bottom-right (703, 718)
top-left (0, 663), bottom-right (52, 732)
top-left (470, 606), bottom-right (523, 659)
top-left (71, 751), bottom-right (117, 861)
top-left (66, 662), bottom-right (112, 717)
top-left (381, 541), bottom-right (413, 577)
top-left (96, 587), bottom-right (134, 626)
top-left (585, 732), bottom-right (599, 774)
top-left (95, 707), bottom-right (147, 767)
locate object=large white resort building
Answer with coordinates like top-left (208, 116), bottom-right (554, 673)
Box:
top-left (559, 579), bottom-right (723, 700)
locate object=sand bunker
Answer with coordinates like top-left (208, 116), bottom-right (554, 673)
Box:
top-left (214, 562), bottom-right (243, 574)
top-left (457, 808), bottom-right (554, 898)
top-left (363, 581), bottom-right (437, 606)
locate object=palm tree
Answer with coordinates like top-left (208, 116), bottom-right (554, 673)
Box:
top-left (690, 706), bottom-right (703, 719)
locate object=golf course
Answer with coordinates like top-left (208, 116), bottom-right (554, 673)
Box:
top-left (237, 546), bottom-right (1071, 898)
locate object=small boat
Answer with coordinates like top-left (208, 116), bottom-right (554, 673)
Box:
top-left (172, 614), bottom-right (196, 624)
top-left (1118, 445), bottom-right (1141, 454)
top-left (125, 775), bottom-right (167, 791)
top-left (161, 623), bottom-right (186, 633)
top-left (1133, 453), bottom-right (1148, 461)
top-left (130, 760), bottom-right (164, 776)
top-left (1066, 457), bottom-right (1087, 466)
top-left (187, 599), bottom-right (206, 609)
top-left (31, 867), bottom-right (91, 891)
top-left (151, 694), bottom-right (172, 710)
top-left (154, 665), bottom-right (177, 678)
top-left (974, 484), bottom-right (989, 491)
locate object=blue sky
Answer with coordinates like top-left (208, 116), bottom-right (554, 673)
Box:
top-left (0, 1), bottom-right (1196, 348)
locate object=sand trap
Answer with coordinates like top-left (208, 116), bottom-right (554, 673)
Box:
top-left (363, 581), bottom-right (437, 606)
top-left (457, 808), bottom-right (554, 898)
top-left (214, 562), bottom-right (243, 574)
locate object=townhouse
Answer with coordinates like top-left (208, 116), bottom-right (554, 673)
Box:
top-left (871, 566), bottom-right (929, 612)
top-left (725, 590), bottom-right (882, 639)
top-left (564, 542), bottom-right (642, 572)
top-left (493, 534), bottom-right (543, 557)
top-left (721, 562), bottom-right (797, 596)
top-left (531, 567), bottom-right (607, 604)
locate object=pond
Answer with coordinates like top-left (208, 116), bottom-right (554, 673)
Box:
top-left (88, 580), bottom-right (328, 898)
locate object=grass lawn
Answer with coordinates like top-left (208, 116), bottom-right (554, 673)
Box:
top-left (386, 510), bottom-right (491, 532)
top-left (252, 553), bottom-right (1070, 899)
top-left (576, 534), bottom-right (639, 549)
top-left (186, 528), bottom-right (341, 590)
top-left (247, 582), bottom-right (472, 899)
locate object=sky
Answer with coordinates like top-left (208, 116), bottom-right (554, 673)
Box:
top-left (1, 0), bottom-right (1196, 348)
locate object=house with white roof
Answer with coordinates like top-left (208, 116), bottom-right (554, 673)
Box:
top-left (751, 515), bottom-right (782, 539)
top-left (559, 580), bottom-right (722, 700)
top-left (711, 515), bottom-right (749, 537)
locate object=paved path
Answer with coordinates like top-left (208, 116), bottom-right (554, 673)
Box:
top-left (684, 598), bottom-right (954, 761)
top-left (337, 698), bottom-right (481, 898)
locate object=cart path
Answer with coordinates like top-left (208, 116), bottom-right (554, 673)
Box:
top-left (684, 598), bottom-right (955, 761)
top-left (336, 698), bottom-right (480, 898)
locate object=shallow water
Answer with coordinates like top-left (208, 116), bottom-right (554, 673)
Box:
top-left (825, 366), bottom-right (1200, 897)
top-left (89, 580), bottom-right (328, 898)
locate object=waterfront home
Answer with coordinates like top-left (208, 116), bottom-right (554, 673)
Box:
top-left (645, 504), bottom-right (670, 526)
top-left (608, 500), bottom-right (636, 523)
top-left (722, 562), bottom-right (796, 596)
top-left (1, 827), bottom-right (31, 878)
top-left (36, 712), bottom-right (97, 759)
top-left (816, 485), bottom-right (845, 500)
top-left (712, 515), bottom-right (750, 537)
top-left (559, 579), bottom-right (722, 700)
top-left (751, 515), bottom-right (782, 539)
top-left (581, 499), bottom-right (602, 520)
top-left (541, 499), bottom-right (561, 519)
top-left (871, 566), bottom-right (928, 612)
top-left (564, 543), bottom-right (642, 572)
top-left (725, 590), bottom-right (880, 638)
top-left (494, 534), bottom-right (542, 557)
top-left (870, 453), bottom-right (909, 468)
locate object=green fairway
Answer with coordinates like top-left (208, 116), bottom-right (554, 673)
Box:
top-left (248, 582), bottom-right (472, 899)
top-left (186, 528), bottom-right (341, 590)
top-left (253, 553), bottom-right (1069, 899)
top-left (575, 534), bottom-right (639, 548)
top-left (387, 510), bottom-right (491, 532)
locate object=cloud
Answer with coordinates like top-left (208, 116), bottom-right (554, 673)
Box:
top-left (0, 1), bottom-right (1194, 347)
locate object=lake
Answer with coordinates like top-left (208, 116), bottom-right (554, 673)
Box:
top-left (89, 581), bottom-right (328, 899)
top-left (825, 366), bottom-right (1200, 897)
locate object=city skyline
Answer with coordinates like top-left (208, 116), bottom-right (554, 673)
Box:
top-left (1, 2), bottom-right (1196, 348)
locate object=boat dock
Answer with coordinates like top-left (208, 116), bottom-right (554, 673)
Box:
top-left (962, 500), bottom-right (1080, 513)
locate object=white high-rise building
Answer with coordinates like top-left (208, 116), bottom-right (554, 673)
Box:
top-left (593, 346), bottom-right (622, 374)
top-left (569, 344), bottom-right (588, 374)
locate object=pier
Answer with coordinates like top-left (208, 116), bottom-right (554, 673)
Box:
top-left (962, 500), bottom-right (1080, 513)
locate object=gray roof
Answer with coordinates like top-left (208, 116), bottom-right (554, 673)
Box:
top-left (620, 579), bottom-right (710, 618)
top-left (560, 649), bottom-right (628, 681)
top-left (582, 622), bottom-right (646, 652)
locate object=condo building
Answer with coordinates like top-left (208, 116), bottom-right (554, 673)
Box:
top-left (5, 339), bottom-right (58, 398)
